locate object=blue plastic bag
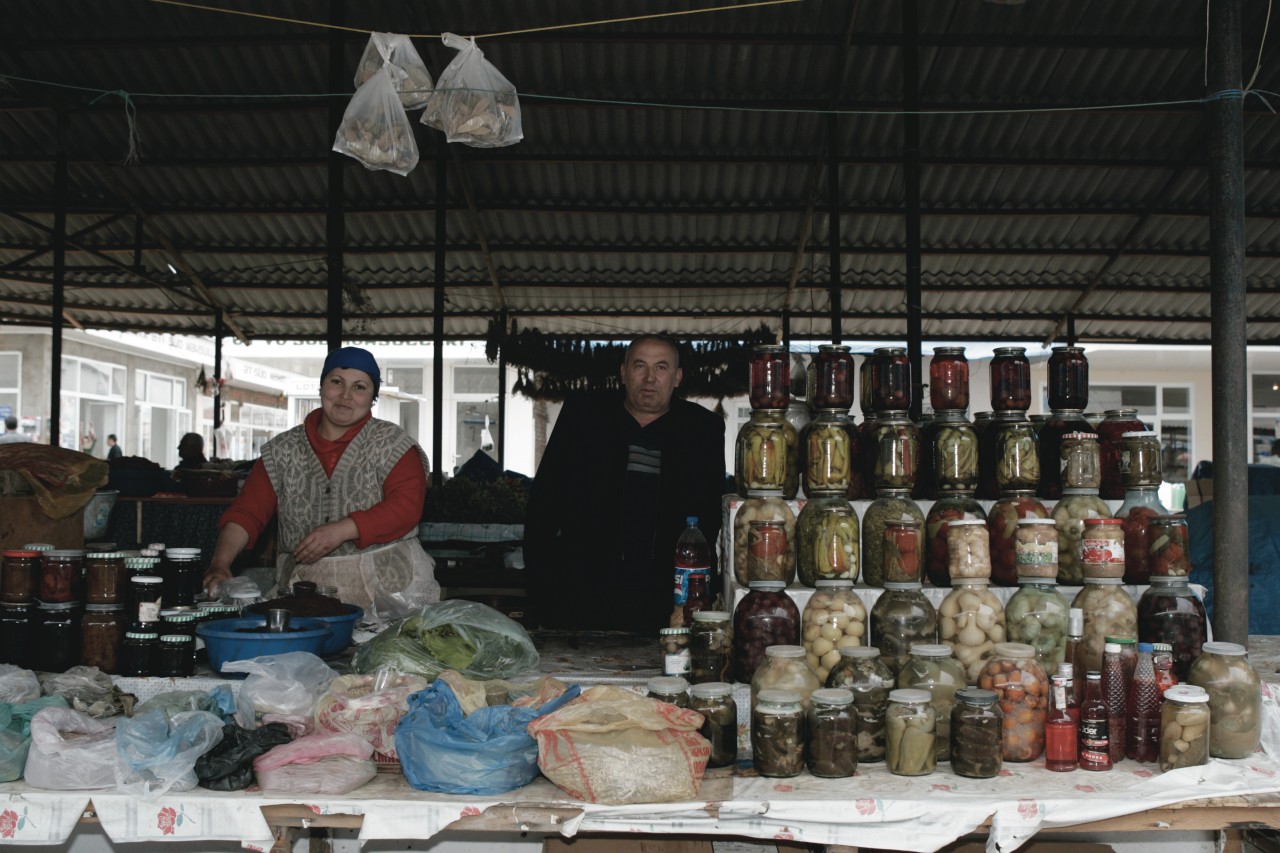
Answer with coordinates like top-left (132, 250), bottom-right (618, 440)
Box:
top-left (0, 696), bottom-right (68, 782)
top-left (396, 680), bottom-right (579, 795)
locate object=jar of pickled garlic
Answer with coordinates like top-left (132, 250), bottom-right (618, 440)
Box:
top-left (801, 580), bottom-right (867, 681)
top-left (733, 581), bottom-right (801, 683)
top-left (826, 645), bottom-right (895, 764)
top-left (1119, 430), bottom-right (1162, 488)
top-left (882, 519), bottom-right (924, 584)
top-left (1047, 345), bottom-right (1089, 411)
top-left (1159, 684), bottom-right (1211, 772)
top-left (812, 345), bottom-right (855, 410)
top-left (870, 582), bottom-right (937, 678)
top-left (1096, 408), bottom-right (1146, 500)
top-left (750, 344), bottom-right (790, 410)
top-left (1187, 642), bottom-right (1261, 759)
top-left (989, 347), bottom-right (1031, 411)
top-left (1013, 517), bottom-right (1058, 581)
top-left (1052, 489), bottom-right (1112, 584)
top-left (1072, 578), bottom-right (1138, 675)
top-left (735, 409), bottom-right (791, 495)
top-left (1147, 515), bottom-right (1190, 578)
top-left (751, 644), bottom-right (821, 712)
top-left (987, 492), bottom-right (1049, 586)
top-left (796, 496), bottom-right (859, 586)
top-left (747, 519), bottom-right (792, 584)
top-left (862, 490), bottom-right (925, 588)
top-left (946, 518), bottom-right (992, 581)
top-left (1137, 577), bottom-right (1206, 680)
top-left (871, 411), bottom-right (920, 493)
top-left (923, 494), bottom-right (985, 588)
top-left (1080, 518), bottom-right (1125, 579)
top-left (1060, 432), bottom-right (1101, 490)
top-left (938, 580), bottom-right (1005, 683)
top-left (929, 347), bottom-right (969, 411)
top-left (801, 409), bottom-right (857, 495)
top-left (1004, 577), bottom-right (1070, 671)
top-left (870, 347), bottom-right (911, 412)
top-left (898, 643), bottom-right (966, 762)
top-left (977, 642), bottom-right (1048, 762)
top-left (733, 491), bottom-right (796, 586)
top-left (885, 688), bottom-right (936, 776)
top-left (932, 412), bottom-right (978, 495)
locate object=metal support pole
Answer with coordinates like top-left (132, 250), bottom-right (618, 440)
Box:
top-left (325, 0), bottom-right (346, 351)
top-left (432, 137), bottom-right (447, 486)
top-left (826, 115), bottom-right (841, 343)
top-left (781, 312), bottom-right (791, 350)
top-left (1066, 316), bottom-right (1076, 347)
top-left (1207, 0), bottom-right (1248, 642)
top-left (213, 309), bottom-right (224, 431)
top-left (902, 0), bottom-right (924, 424)
top-left (50, 109), bottom-right (67, 447)
top-left (497, 310), bottom-right (508, 470)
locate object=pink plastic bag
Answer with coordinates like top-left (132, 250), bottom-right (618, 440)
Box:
top-left (254, 733), bottom-right (376, 795)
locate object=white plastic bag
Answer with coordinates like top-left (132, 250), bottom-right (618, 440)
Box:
top-left (333, 58), bottom-right (419, 176)
top-left (23, 707), bottom-right (117, 790)
top-left (222, 652), bottom-right (337, 728)
top-left (354, 33), bottom-right (433, 109)
top-left (115, 710), bottom-right (224, 801)
top-left (421, 33), bottom-right (523, 148)
top-left (0, 665), bottom-right (40, 705)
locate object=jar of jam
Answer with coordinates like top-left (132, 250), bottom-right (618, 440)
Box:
top-left (36, 601), bottom-right (82, 673)
top-left (862, 490), bottom-right (925, 588)
top-left (0, 603), bottom-right (33, 668)
top-left (945, 518), bottom-right (992, 582)
top-left (923, 494), bottom-right (985, 588)
top-left (131, 575), bottom-right (164, 623)
top-left (689, 682), bottom-right (737, 768)
top-left (659, 628), bottom-right (691, 676)
top-left (796, 496), bottom-right (859, 586)
top-left (1148, 514), bottom-right (1191, 577)
top-left (870, 582), bottom-right (937, 678)
top-left (1012, 516), bottom-right (1058, 580)
top-left (929, 347), bottom-right (969, 411)
top-left (1047, 346), bottom-right (1089, 411)
top-left (931, 412), bottom-right (977, 495)
top-left (950, 687), bottom-right (1003, 778)
top-left (807, 687), bottom-right (857, 777)
top-left (826, 645), bottom-right (894, 763)
top-left (1117, 487), bottom-right (1167, 585)
top-left (752, 688), bottom-right (805, 777)
top-left (882, 519), bottom-right (923, 584)
top-left (121, 628), bottom-right (159, 677)
top-left (40, 550), bottom-right (84, 603)
top-left (85, 552), bottom-right (126, 604)
top-left (732, 492), bottom-right (796, 586)
top-left (158, 634), bottom-right (195, 677)
top-left (746, 519), bottom-right (791, 584)
top-left (690, 610), bottom-right (732, 684)
top-left (1, 550), bottom-right (41, 603)
top-left (812, 345), bottom-right (855, 410)
top-left (1119, 431), bottom-right (1162, 488)
top-left (1037, 411), bottom-right (1092, 500)
top-left (750, 344), bottom-right (790, 410)
top-left (81, 604), bottom-right (127, 674)
top-left (989, 347), bottom-right (1031, 411)
top-left (1080, 518), bottom-right (1125, 578)
top-left (977, 642), bottom-right (1047, 762)
top-left (1138, 577), bottom-right (1206, 680)
top-left (801, 580), bottom-right (866, 681)
top-left (885, 688), bottom-right (936, 776)
top-left (988, 492), bottom-right (1049, 585)
top-left (1187, 642), bottom-right (1261, 759)
top-left (991, 416), bottom-right (1040, 493)
top-left (870, 347), bottom-right (911, 412)
top-left (735, 409), bottom-right (799, 498)
top-left (1060, 432), bottom-right (1101, 490)
top-left (800, 410), bottom-right (857, 496)
top-left (1096, 409), bottom-right (1146, 500)
top-left (162, 547), bottom-right (203, 608)
top-left (161, 609), bottom-right (198, 637)
top-left (733, 581), bottom-right (801, 683)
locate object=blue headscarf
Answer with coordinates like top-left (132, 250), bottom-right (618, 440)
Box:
top-left (322, 346), bottom-right (381, 398)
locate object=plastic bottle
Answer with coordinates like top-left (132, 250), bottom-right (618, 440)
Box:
top-left (1079, 671), bottom-right (1112, 771)
top-left (1045, 674), bottom-right (1078, 772)
top-left (1125, 642), bottom-right (1161, 763)
top-left (1064, 608), bottom-right (1086, 707)
top-left (674, 517), bottom-right (712, 626)
top-left (1152, 643), bottom-right (1178, 696)
top-left (1102, 642), bottom-right (1127, 764)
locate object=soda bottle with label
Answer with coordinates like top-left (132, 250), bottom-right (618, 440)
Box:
top-left (673, 517), bottom-right (712, 626)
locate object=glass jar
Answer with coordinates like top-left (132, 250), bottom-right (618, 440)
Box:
top-left (885, 688), bottom-right (936, 776)
top-left (807, 688), bottom-right (857, 777)
top-left (870, 346), bottom-right (910, 412)
top-left (992, 416), bottom-right (1040, 494)
top-left (923, 494), bottom-right (985, 588)
top-left (689, 682), bottom-right (737, 768)
top-left (802, 580), bottom-right (867, 682)
top-left (40, 550), bottom-right (84, 603)
top-left (1004, 578), bottom-right (1069, 672)
top-left (1187, 642), bottom-right (1262, 759)
top-left (162, 547), bottom-right (203, 609)
top-left (0, 603), bottom-right (33, 668)
top-left (1138, 577), bottom-right (1206, 680)
top-left (871, 411), bottom-right (920, 493)
top-left (81, 603), bottom-right (127, 674)
top-left (85, 552), bottom-right (126, 605)
top-left (973, 412), bottom-right (997, 499)
top-left (1047, 346), bottom-right (1089, 411)
top-left (898, 643), bottom-right (966, 761)
top-left (1148, 515), bottom-right (1191, 578)
top-left (1012, 517), bottom-right (1058, 581)
top-left (1, 550), bottom-right (41, 604)
top-left (158, 634), bottom-right (195, 677)
top-left (733, 492), bottom-right (796, 586)
top-left (826, 645), bottom-right (895, 763)
top-left (951, 687), bottom-right (1003, 778)
top-left (735, 409), bottom-right (791, 496)
top-left (1051, 490), bottom-right (1112, 584)
top-left (812, 345), bottom-right (855, 411)
top-left (1037, 411), bottom-right (1092, 500)
top-left (646, 675), bottom-right (690, 708)
top-left (932, 412), bottom-right (978, 495)
top-left (870, 582), bottom-right (937, 678)
top-left (746, 519), bottom-right (792, 584)
top-left (990, 347), bottom-right (1031, 411)
top-left (946, 518), bottom-right (992, 582)
top-left (882, 519), bottom-right (924, 584)
top-left (938, 581), bottom-right (1005, 683)
top-left (36, 601), bottom-right (81, 673)
top-left (1159, 684), bottom-right (1211, 772)
top-left (121, 629), bottom-right (158, 677)
top-left (690, 610), bottom-right (732, 684)
top-left (131, 575), bottom-right (165, 623)
top-left (796, 496), bottom-right (859, 586)
top-left (986, 492), bottom-right (1047, 586)
top-left (1060, 432), bottom-right (1102, 490)
top-left (929, 347), bottom-right (969, 411)
top-left (752, 688), bottom-right (805, 777)
top-left (1097, 409), bottom-right (1146, 500)
top-left (732, 581), bottom-right (801, 683)
top-left (1080, 518), bottom-right (1125, 579)
top-left (1072, 578), bottom-right (1138, 675)
top-left (161, 610), bottom-right (198, 637)
top-left (862, 490), bottom-right (925, 588)
top-left (659, 628), bottom-right (691, 676)
top-left (977, 642), bottom-right (1047, 762)
top-left (750, 644), bottom-right (821, 712)
top-left (1116, 488), bottom-right (1167, 585)
top-left (800, 410), bottom-right (858, 496)
top-left (1119, 431), bottom-right (1162, 488)
top-left (750, 344), bottom-right (790, 410)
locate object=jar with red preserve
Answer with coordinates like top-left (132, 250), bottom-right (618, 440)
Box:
top-left (929, 347), bottom-right (969, 411)
top-left (923, 494), bottom-right (985, 588)
top-left (1036, 411), bottom-right (1092, 500)
top-left (977, 642), bottom-right (1047, 762)
top-left (750, 344), bottom-right (790, 410)
top-left (989, 347), bottom-right (1031, 412)
top-left (1080, 518), bottom-right (1125, 579)
top-left (1117, 487), bottom-right (1167, 585)
top-left (863, 490), bottom-right (925, 588)
top-left (85, 552), bottom-right (126, 604)
top-left (1138, 577), bottom-right (1206, 680)
top-left (871, 347), bottom-right (911, 412)
top-left (40, 550), bottom-right (84, 603)
top-left (1047, 346), bottom-right (1089, 411)
top-left (747, 520), bottom-right (793, 584)
top-left (81, 603), bottom-right (127, 674)
top-left (1096, 409), bottom-right (1145, 500)
top-left (1148, 515), bottom-right (1191, 577)
top-left (882, 520), bottom-right (923, 583)
top-left (986, 491), bottom-right (1049, 586)
top-left (733, 581), bottom-right (801, 683)
top-left (1, 550), bottom-right (41, 604)
top-left (812, 345), bottom-right (855, 410)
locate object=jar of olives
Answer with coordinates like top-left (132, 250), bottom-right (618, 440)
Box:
top-left (992, 416), bottom-right (1040, 493)
top-left (751, 644), bottom-right (821, 712)
top-left (1096, 409), bottom-right (1146, 500)
top-left (870, 347), bottom-right (910, 412)
top-left (796, 496), bottom-right (859, 586)
top-left (1052, 489), bottom-right (1112, 584)
top-left (801, 410), bottom-right (858, 496)
top-left (1060, 432), bottom-right (1102, 490)
top-left (659, 628), bottom-right (691, 676)
top-left (801, 580), bottom-right (867, 681)
top-left (733, 581), bottom-right (801, 683)
top-left (1037, 411), bottom-right (1093, 500)
top-left (883, 519), bottom-right (924, 584)
top-left (1012, 517), bottom-right (1058, 581)
top-left (929, 347), bottom-right (969, 411)
top-left (807, 687), bottom-right (857, 777)
top-left (733, 492), bottom-right (796, 586)
top-left (1080, 518), bottom-right (1126, 579)
top-left (862, 490), bottom-right (925, 588)
top-left (1187, 642), bottom-right (1262, 759)
top-left (950, 687), bottom-right (1004, 778)
top-left (747, 519), bottom-right (792, 583)
top-left (752, 688), bottom-right (805, 777)
top-left (1047, 346), bottom-right (1089, 411)
top-left (924, 494), bottom-right (985, 588)
top-left (646, 675), bottom-right (690, 708)
top-left (1119, 430), bottom-right (1162, 488)
top-left (977, 642), bottom-right (1048, 762)
top-left (736, 410), bottom-right (792, 495)
top-left (690, 682), bottom-right (738, 768)
top-left (750, 344), bottom-right (790, 410)
top-left (1159, 684), bottom-right (1211, 772)
top-left (870, 582), bottom-right (937, 678)
top-left (938, 580), bottom-right (1005, 683)
top-left (1147, 515), bottom-right (1190, 578)
top-left (986, 492), bottom-right (1047, 586)
top-left (898, 643), bottom-right (966, 761)
top-left (885, 688), bottom-right (936, 776)
top-left (946, 518), bottom-right (992, 581)
top-left (1004, 578), bottom-right (1070, 671)
top-left (990, 347), bottom-right (1031, 412)
top-left (690, 610), bottom-right (733, 684)
top-left (1137, 577), bottom-right (1206, 680)
top-left (871, 411), bottom-right (920, 493)
top-left (931, 411), bottom-right (978, 495)
top-left (825, 645), bottom-right (895, 763)
top-left (1072, 578), bottom-right (1138, 675)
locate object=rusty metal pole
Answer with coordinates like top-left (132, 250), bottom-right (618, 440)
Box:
top-left (50, 109), bottom-right (67, 446)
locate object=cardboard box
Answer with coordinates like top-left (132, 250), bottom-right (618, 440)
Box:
top-left (1185, 478), bottom-right (1213, 509)
top-left (0, 495), bottom-right (85, 550)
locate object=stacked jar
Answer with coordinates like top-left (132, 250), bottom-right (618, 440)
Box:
top-left (870, 582), bottom-right (937, 677)
top-left (983, 347), bottom-right (1035, 509)
top-left (915, 348), bottom-right (972, 500)
top-left (797, 359), bottom-right (859, 583)
top-left (1137, 576), bottom-right (1206, 680)
top-left (801, 580), bottom-right (867, 681)
top-left (1036, 346), bottom-right (1090, 501)
top-left (923, 493), bottom-right (986, 588)
top-left (1115, 431), bottom-right (1167, 585)
top-left (795, 495), bottom-right (859, 586)
top-left (732, 581), bottom-right (800, 683)
top-left (826, 645), bottom-right (895, 764)
top-left (897, 643), bottom-right (966, 761)
top-left (938, 577), bottom-right (1005, 683)
top-left (1096, 408), bottom-right (1146, 500)
top-left (735, 409), bottom-right (799, 500)
top-left (800, 410), bottom-right (859, 500)
top-left (862, 490), bottom-right (925, 588)
top-left (1072, 578), bottom-right (1138, 675)
top-left (733, 492), bottom-right (796, 587)
top-left (750, 344), bottom-right (790, 410)
top-left (869, 411), bottom-right (920, 495)
top-left (1051, 431), bottom-right (1112, 584)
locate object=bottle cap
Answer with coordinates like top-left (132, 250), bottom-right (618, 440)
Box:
top-left (686, 516), bottom-right (698, 526)
top-left (690, 682), bottom-right (732, 699)
top-left (1057, 663), bottom-right (1074, 678)
top-left (1068, 608), bottom-right (1084, 634)
top-left (1104, 642), bottom-right (1122, 654)
top-left (1138, 642), bottom-right (1154, 653)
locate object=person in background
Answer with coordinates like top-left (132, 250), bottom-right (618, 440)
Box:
top-left (1263, 438), bottom-right (1280, 466)
top-left (524, 334), bottom-right (726, 632)
top-left (106, 434), bottom-right (123, 460)
top-left (176, 432), bottom-right (208, 469)
top-left (0, 416), bottom-right (30, 444)
top-left (202, 346), bottom-right (439, 617)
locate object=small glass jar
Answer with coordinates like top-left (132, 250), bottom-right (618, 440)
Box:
top-left (937, 581), bottom-right (1005, 683)
top-left (812, 345), bottom-right (855, 410)
top-left (946, 518), bottom-right (992, 581)
top-left (862, 490), bottom-right (925, 588)
top-left (1187, 642), bottom-right (1261, 759)
top-left (121, 629), bottom-right (158, 677)
top-left (1072, 578), bottom-right (1139, 675)
top-left (1097, 409), bottom-right (1146, 500)
top-left (750, 344), bottom-right (790, 410)
top-left (924, 494), bottom-right (985, 588)
top-left (870, 347), bottom-right (910, 412)
top-left (1047, 346), bottom-right (1089, 411)
top-left (659, 627), bottom-right (691, 676)
top-left (870, 582), bottom-right (937, 678)
top-left (801, 410), bottom-right (857, 496)
top-left (161, 609), bottom-right (198, 637)
top-left (882, 519), bottom-right (924, 584)
top-left (1138, 577), bottom-right (1207, 680)
top-left (1004, 578), bottom-right (1070, 672)
top-left (751, 644), bottom-right (821, 712)
top-left (40, 550), bottom-right (84, 603)
top-left (752, 688), bottom-right (805, 777)
top-left (81, 603), bottom-right (127, 674)
top-left (991, 416), bottom-right (1040, 494)
top-left (871, 411), bottom-right (920, 493)
top-left (85, 552), bottom-right (126, 605)
top-left (0, 603), bottom-right (33, 668)
top-left (950, 687), bottom-right (1003, 778)
top-left (1060, 432), bottom-right (1102, 490)
top-left (897, 643), bottom-right (966, 761)
top-left (1080, 518), bottom-right (1125, 579)
top-left (733, 492), bottom-right (796, 586)
top-left (689, 682), bottom-right (737, 768)
top-left (1037, 411), bottom-right (1092, 500)
top-left (163, 547), bottom-right (203, 609)
top-left (735, 409), bottom-right (791, 495)
top-left (157, 634), bottom-right (195, 677)
top-left (1159, 684), bottom-right (1211, 772)
top-left (801, 580), bottom-right (867, 682)
top-left (932, 412), bottom-right (978, 494)
top-left (131, 575), bottom-right (165, 623)
top-left (1, 550), bottom-right (41, 604)
top-left (989, 347), bottom-right (1031, 411)
top-left (746, 519), bottom-right (792, 584)
top-left (690, 610), bottom-right (732, 684)
top-left (646, 675), bottom-right (690, 708)
top-left (885, 688), bottom-right (936, 776)
top-left (732, 581), bottom-right (801, 683)
top-left (228, 590), bottom-right (264, 614)
top-left (1148, 515), bottom-right (1191, 578)
top-left (796, 496), bottom-right (859, 586)
top-left (36, 601), bottom-right (82, 673)
top-left (1119, 431), bottom-right (1162, 488)
top-left (929, 347), bottom-right (969, 411)
top-left (1012, 517), bottom-right (1058, 581)
top-left (807, 687), bottom-right (857, 777)
top-left (1052, 490), bottom-right (1112, 584)
top-left (977, 642), bottom-right (1047, 762)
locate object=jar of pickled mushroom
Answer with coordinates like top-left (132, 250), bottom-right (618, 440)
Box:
top-left (929, 347), bottom-right (969, 411)
top-left (807, 687), bottom-right (857, 777)
top-left (1116, 487), bottom-right (1167, 585)
top-left (801, 410), bottom-right (857, 496)
top-left (1013, 517), bottom-right (1058, 581)
top-left (733, 581), bottom-right (801, 683)
top-left (987, 492), bottom-right (1049, 585)
top-left (992, 416), bottom-right (1040, 493)
top-left (882, 519), bottom-right (924, 584)
top-left (736, 410), bottom-right (791, 495)
top-left (923, 494), bottom-right (985, 588)
top-left (977, 642), bottom-right (1048, 762)
top-left (646, 676), bottom-right (690, 708)
top-left (862, 490), bottom-right (925, 588)
top-left (1137, 577), bottom-right (1206, 680)
top-left (1052, 489), bottom-right (1112, 584)
top-left (796, 496), bottom-right (859, 586)
top-left (871, 411), bottom-right (920, 492)
top-left (1047, 345), bottom-right (1089, 411)
top-left (950, 687), bottom-right (1003, 778)
top-left (898, 643), bottom-right (966, 761)
top-left (938, 580), bottom-right (1005, 683)
top-left (750, 344), bottom-right (790, 410)
top-left (690, 610), bottom-right (733, 684)
top-left (690, 682), bottom-right (738, 768)
top-left (932, 411), bottom-right (978, 494)
top-left (1004, 577), bottom-right (1070, 671)
top-left (871, 346), bottom-right (911, 412)
top-left (885, 688), bottom-right (936, 776)
top-left (1159, 684), bottom-right (1211, 772)
top-left (826, 645), bottom-right (895, 764)
top-left (946, 518), bottom-right (992, 581)
top-left (1072, 577), bottom-right (1138, 675)
top-left (1119, 430), bottom-right (1162, 488)
top-left (1037, 411), bottom-right (1092, 500)
top-left (990, 347), bottom-right (1031, 411)
top-left (870, 582), bottom-right (937, 678)
top-left (733, 491), bottom-right (796, 586)
top-left (812, 344), bottom-right (855, 410)
top-left (1060, 432), bottom-right (1101, 490)
top-left (1187, 642), bottom-right (1262, 759)
top-left (751, 644), bottom-right (821, 712)
top-left (1080, 517), bottom-right (1125, 579)
top-left (752, 689), bottom-right (805, 777)
top-left (1096, 409), bottom-right (1146, 500)
top-left (1147, 515), bottom-right (1190, 578)
top-left (801, 580), bottom-right (867, 682)
top-left (747, 519), bottom-right (792, 584)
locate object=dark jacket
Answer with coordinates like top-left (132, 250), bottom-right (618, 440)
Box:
top-left (524, 394), bottom-right (726, 631)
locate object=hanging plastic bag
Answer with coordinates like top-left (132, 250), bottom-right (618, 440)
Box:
top-left (222, 652), bottom-right (337, 729)
top-left (254, 733), bottom-right (376, 795)
top-left (333, 60), bottom-right (419, 176)
top-left (195, 723), bottom-right (293, 791)
top-left (24, 707), bottom-right (117, 790)
top-left (313, 670), bottom-right (428, 764)
top-left (421, 33), bottom-right (523, 148)
top-left (115, 710), bottom-right (225, 801)
top-left (0, 665), bottom-right (40, 705)
top-left (0, 696), bottom-right (68, 782)
top-left (354, 33), bottom-right (434, 110)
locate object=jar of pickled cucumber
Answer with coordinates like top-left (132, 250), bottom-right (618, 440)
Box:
top-left (796, 495), bottom-right (859, 586)
top-left (1119, 430), bottom-right (1162, 488)
top-left (1072, 578), bottom-right (1138, 675)
top-left (1004, 577), bottom-right (1070, 671)
top-left (871, 411), bottom-right (920, 493)
top-left (978, 411), bottom-right (1026, 499)
top-left (1051, 489), bottom-right (1112, 584)
top-left (932, 411), bottom-right (978, 495)
top-left (801, 410), bottom-right (858, 496)
top-left (752, 688), bottom-right (805, 777)
top-left (825, 645), bottom-right (895, 763)
top-left (992, 416), bottom-right (1040, 493)
top-left (1137, 577), bottom-right (1206, 680)
top-left (938, 580), bottom-right (1005, 683)
top-left (733, 492), bottom-right (796, 586)
top-left (1037, 411), bottom-right (1092, 500)
top-left (950, 687), bottom-right (1004, 778)
top-left (801, 580), bottom-right (867, 681)
top-left (923, 494), bottom-right (985, 588)
top-left (751, 644), bottom-right (821, 712)
top-left (977, 642), bottom-right (1048, 762)
top-left (690, 610), bottom-right (733, 684)
top-left (807, 687), bottom-right (857, 777)
top-left (885, 688), bottom-right (936, 776)
top-left (897, 643), bottom-right (966, 761)
top-left (735, 409), bottom-right (791, 495)
top-left (733, 581), bottom-right (801, 683)
top-left (1060, 432), bottom-right (1102, 490)
top-left (987, 491), bottom-right (1050, 585)
top-left (870, 582), bottom-right (937, 678)
top-left (946, 518), bottom-right (992, 581)
top-left (1159, 684), bottom-right (1211, 772)
top-left (862, 490), bottom-right (925, 588)
top-left (690, 682), bottom-right (738, 768)
top-left (882, 519), bottom-right (924, 584)
top-left (1188, 642), bottom-right (1262, 759)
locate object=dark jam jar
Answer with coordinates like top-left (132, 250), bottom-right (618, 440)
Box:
top-left (131, 575), bottom-right (164, 624)
top-left (1096, 409), bottom-right (1146, 500)
top-left (81, 604), bottom-right (127, 674)
top-left (989, 347), bottom-right (1031, 412)
top-left (36, 601), bottom-right (82, 672)
top-left (0, 603), bottom-right (33, 668)
top-left (871, 347), bottom-right (911, 412)
top-left (1036, 411), bottom-right (1093, 500)
top-left (929, 347), bottom-right (969, 411)
top-left (161, 609), bottom-right (198, 637)
top-left (85, 552), bottom-right (126, 604)
top-left (162, 547), bottom-right (203, 608)
top-left (750, 344), bottom-right (790, 410)
top-left (1047, 346), bottom-right (1089, 411)
top-left (121, 629), bottom-right (158, 676)
top-left (1, 550), bottom-right (41, 604)
top-left (40, 550), bottom-right (84, 603)
top-left (812, 345), bottom-right (855, 410)
top-left (158, 634), bottom-right (195, 677)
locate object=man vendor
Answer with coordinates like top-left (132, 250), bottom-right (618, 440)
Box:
top-left (525, 334), bottom-right (726, 631)
top-left (203, 346), bottom-right (440, 619)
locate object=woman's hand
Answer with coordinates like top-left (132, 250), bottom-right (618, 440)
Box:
top-left (205, 522), bottom-right (251, 597)
top-left (293, 518), bottom-right (359, 565)
top-left (203, 563), bottom-right (233, 597)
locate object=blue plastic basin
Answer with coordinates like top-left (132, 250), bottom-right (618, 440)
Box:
top-left (197, 616), bottom-right (332, 676)
top-left (243, 603), bottom-right (364, 656)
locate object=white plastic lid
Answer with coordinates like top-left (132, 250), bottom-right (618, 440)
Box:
top-left (883, 582), bottom-right (924, 590)
top-left (690, 682), bottom-right (732, 699)
top-left (1104, 642), bottom-right (1122, 653)
top-left (765, 644), bottom-right (805, 659)
top-left (749, 581), bottom-right (787, 590)
top-left (131, 575), bottom-right (163, 584)
top-left (1082, 577), bottom-right (1125, 584)
top-left (166, 548), bottom-right (201, 557)
top-left (1164, 684), bottom-right (1210, 704)
top-left (889, 688), bottom-right (931, 704)
top-left (692, 610), bottom-right (730, 622)
top-left (756, 688), bottom-right (802, 706)
top-left (947, 519), bottom-right (987, 527)
top-left (909, 643), bottom-right (953, 658)
top-left (646, 676), bottom-right (689, 694)
top-left (811, 688), bottom-right (854, 706)
top-left (815, 579), bottom-right (855, 588)
top-left (993, 642), bottom-right (1035, 658)
top-left (1120, 430), bottom-right (1159, 439)
top-left (839, 645), bottom-right (880, 658)
top-left (1017, 517), bottom-right (1057, 525)
top-left (1017, 576), bottom-right (1056, 585)
top-left (1201, 641), bottom-right (1248, 656)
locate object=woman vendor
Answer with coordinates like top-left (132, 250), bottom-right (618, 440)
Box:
top-left (202, 346), bottom-right (440, 619)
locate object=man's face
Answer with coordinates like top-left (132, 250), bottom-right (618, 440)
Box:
top-left (621, 339), bottom-right (682, 422)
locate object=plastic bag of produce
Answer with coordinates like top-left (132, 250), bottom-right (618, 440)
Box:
top-left (0, 665), bottom-right (40, 705)
top-left (332, 45), bottom-right (419, 176)
top-left (354, 32), bottom-right (433, 109)
top-left (0, 695), bottom-right (68, 782)
top-left (254, 733), bottom-right (376, 795)
top-left (314, 670), bottom-right (428, 764)
top-left (352, 599), bottom-right (539, 682)
top-left (395, 678), bottom-right (579, 795)
top-left (436, 671), bottom-right (569, 715)
top-left (222, 652), bottom-right (337, 729)
top-left (195, 722), bottom-right (292, 791)
top-left (39, 666), bottom-right (126, 718)
top-left (527, 685), bottom-right (711, 804)
top-left (420, 33), bottom-right (522, 148)
top-left (115, 710), bottom-right (224, 801)
top-left (135, 686), bottom-right (237, 722)
top-left (24, 706), bottom-right (117, 790)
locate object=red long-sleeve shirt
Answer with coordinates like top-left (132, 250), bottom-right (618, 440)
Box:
top-left (218, 410), bottom-right (427, 550)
